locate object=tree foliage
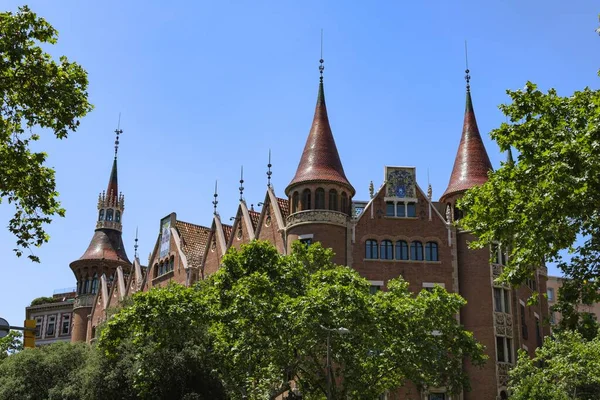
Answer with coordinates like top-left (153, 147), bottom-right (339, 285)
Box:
top-left (0, 331), bottom-right (22, 361)
top-left (0, 6), bottom-right (92, 261)
top-left (95, 283), bottom-right (226, 400)
top-left (458, 81), bottom-right (600, 329)
top-left (0, 341), bottom-right (90, 400)
top-left (199, 241), bottom-right (486, 399)
top-left (509, 330), bottom-right (600, 399)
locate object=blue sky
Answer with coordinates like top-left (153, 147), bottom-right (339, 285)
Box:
top-left (1, 1), bottom-right (599, 327)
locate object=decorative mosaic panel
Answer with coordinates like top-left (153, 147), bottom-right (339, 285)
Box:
top-left (385, 167), bottom-right (416, 199)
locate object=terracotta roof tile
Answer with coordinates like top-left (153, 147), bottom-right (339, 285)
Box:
top-left (277, 197), bottom-right (289, 220)
top-left (222, 224), bottom-right (233, 243)
top-left (249, 210), bottom-right (261, 230)
top-left (78, 229), bottom-right (131, 264)
top-left (286, 82), bottom-right (354, 195)
top-left (440, 90), bottom-right (492, 201)
top-left (175, 220), bottom-right (210, 267)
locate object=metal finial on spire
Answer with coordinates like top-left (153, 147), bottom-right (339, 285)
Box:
top-left (464, 41), bottom-right (471, 92)
top-left (134, 226), bottom-right (139, 258)
top-left (319, 29), bottom-right (324, 83)
top-left (369, 181), bottom-right (374, 199)
top-left (114, 113), bottom-right (123, 159)
top-left (266, 149), bottom-right (273, 187)
top-left (213, 181), bottom-right (219, 216)
top-left (239, 166), bottom-right (245, 201)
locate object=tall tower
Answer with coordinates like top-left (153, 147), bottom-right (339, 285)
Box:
top-left (69, 127), bottom-right (132, 342)
top-left (285, 59), bottom-right (355, 265)
top-left (439, 66), bottom-right (492, 221)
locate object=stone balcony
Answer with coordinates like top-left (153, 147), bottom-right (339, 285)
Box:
top-left (73, 294), bottom-right (95, 309)
top-left (286, 210), bottom-right (349, 229)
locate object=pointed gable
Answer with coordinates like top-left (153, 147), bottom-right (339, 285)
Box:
top-left (175, 220), bottom-right (210, 268)
top-left (440, 88), bottom-right (492, 202)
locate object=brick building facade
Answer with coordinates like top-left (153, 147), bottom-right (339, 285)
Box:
top-left (66, 64), bottom-right (550, 399)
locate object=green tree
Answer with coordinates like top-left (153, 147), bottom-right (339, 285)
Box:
top-left (96, 283), bottom-right (226, 400)
top-left (0, 341), bottom-right (90, 400)
top-left (0, 6), bottom-right (92, 262)
top-left (201, 241), bottom-right (486, 399)
top-left (0, 331), bottom-right (22, 361)
top-left (457, 81), bottom-right (600, 331)
top-left (509, 330), bottom-right (600, 399)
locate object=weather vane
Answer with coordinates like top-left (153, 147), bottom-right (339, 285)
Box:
top-left (114, 113), bottom-right (123, 158)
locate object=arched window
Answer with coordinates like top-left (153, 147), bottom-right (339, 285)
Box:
top-left (91, 273), bottom-right (98, 294)
top-left (76, 281), bottom-right (81, 294)
top-left (169, 256), bottom-right (175, 272)
top-left (115, 210), bottom-right (121, 222)
top-left (395, 240), bottom-right (409, 260)
top-left (302, 189), bottom-right (311, 210)
top-left (454, 208), bottom-right (463, 221)
top-left (380, 240), bottom-right (393, 260)
top-left (410, 241), bottom-right (424, 261)
top-left (98, 209), bottom-right (104, 221)
top-left (315, 188), bottom-right (325, 209)
top-left (329, 189), bottom-right (338, 211)
top-left (292, 192), bottom-right (299, 213)
top-left (425, 242), bottom-right (439, 261)
top-left (341, 192), bottom-right (348, 214)
top-left (83, 277), bottom-right (90, 294)
top-left (106, 209), bottom-right (114, 221)
top-left (365, 240), bottom-right (378, 259)
top-left (154, 264), bottom-right (159, 278)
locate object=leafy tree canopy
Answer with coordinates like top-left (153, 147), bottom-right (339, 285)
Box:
top-left (0, 6), bottom-right (92, 262)
top-left (0, 341), bottom-right (90, 400)
top-left (199, 241), bottom-right (486, 399)
top-left (458, 81), bottom-right (600, 330)
top-left (509, 330), bottom-right (600, 399)
top-left (0, 331), bottom-right (22, 361)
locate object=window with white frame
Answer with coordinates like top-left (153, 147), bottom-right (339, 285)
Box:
top-left (34, 316), bottom-right (43, 338)
top-left (423, 282), bottom-right (445, 293)
top-left (46, 315), bottom-right (56, 337)
top-left (384, 201), bottom-right (417, 218)
top-left (493, 287), bottom-right (511, 314)
top-left (61, 313), bottom-right (71, 335)
top-left (369, 280), bottom-right (384, 295)
top-left (547, 287), bottom-right (555, 302)
top-left (428, 393), bottom-right (446, 400)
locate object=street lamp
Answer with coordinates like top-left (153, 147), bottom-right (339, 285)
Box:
top-left (319, 325), bottom-right (350, 400)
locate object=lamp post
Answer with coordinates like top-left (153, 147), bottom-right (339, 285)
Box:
top-left (320, 325), bottom-right (350, 400)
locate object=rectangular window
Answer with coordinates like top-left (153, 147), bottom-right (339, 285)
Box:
top-left (35, 317), bottom-right (43, 338)
top-left (496, 336), bottom-right (512, 363)
top-left (406, 202), bottom-right (416, 217)
top-left (46, 315), bottom-right (56, 337)
top-left (386, 202), bottom-right (395, 216)
top-left (370, 285), bottom-right (381, 295)
top-left (299, 238), bottom-right (312, 246)
top-left (521, 304), bottom-right (528, 340)
top-left (491, 243), bottom-right (500, 264)
top-left (61, 314), bottom-right (71, 335)
top-left (428, 394), bottom-right (446, 400)
top-left (494, 287), bottom-right (510, 313)
top-left (396, 203), bottom-right (405, 217)
top-left (547, 288), bottom-right (555, 302)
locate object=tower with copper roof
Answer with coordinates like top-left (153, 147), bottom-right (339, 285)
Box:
top-left (439, 64), bottom-right (492, 221)
top-left (285, 58), bottom-right (355, 265)
top-left (69, 127), bottom-right (132, 342)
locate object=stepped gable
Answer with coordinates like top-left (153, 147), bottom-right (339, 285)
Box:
top-left (286, 80), bottom-right (354, 195)
top-left (175, 220), bottom-right (210, 266)
top-left (440, 87), bottom-right (492, 202)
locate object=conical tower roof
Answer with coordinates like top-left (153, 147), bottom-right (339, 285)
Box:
top-left (440, 87), bottom-right (492, 202)
top-left (286, 80), bottom-right (354, 196)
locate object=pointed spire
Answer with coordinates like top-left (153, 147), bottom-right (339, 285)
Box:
top-left (213, 181), bottom-right (219, 216)
top-left (106, 122), bottom-right (122, 205)
top-left (134, 226), bottom-right (139, 258)
top-left (506, 147), bottom-right (514, 166)
top-left (239, 166), bottom-right (245, 201)
top-left (267, 149), bottom-right (273, 188)
top-left (440, 62), bottom-right (493, 202)
top-left (285, 55), bottom-right (355, 196)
